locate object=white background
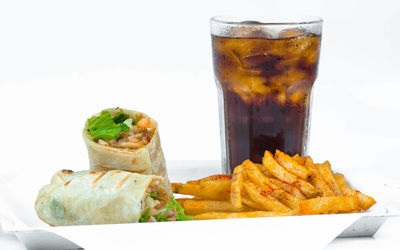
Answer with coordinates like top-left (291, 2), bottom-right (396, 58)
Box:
top-left (0, 0), bottom-right (400, 171)
top-left (0, 0), bottom-right (399, 249)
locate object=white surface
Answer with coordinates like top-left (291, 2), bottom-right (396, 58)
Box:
top-left (2, 218), bottom-right (399, 250)
top-left (0, 0), bottom-right (400, 169)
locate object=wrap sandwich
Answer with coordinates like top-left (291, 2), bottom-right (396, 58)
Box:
top-left (82, 108), bottom-right (172, 194)
top-left (35, 169), bottom-right (191, 226)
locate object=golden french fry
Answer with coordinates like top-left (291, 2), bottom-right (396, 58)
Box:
top-left (267, 177), bottom-right (306, 200)
top-left (182, 200), bottom-right (253, 215)
top-left (243, 181), bottom-right (291, 213)
top-left (300, 196), bottom-right (360, 215)
top-left (292, 154), bottom-right (307, 165)
top-left (231, 165), bottom-right (244, 208)
top-left (176, 197), bottom-right (204, 206)
top-left (187, 174), bottom-right (232, 184)
top-left (262, 150), bottom-right (298, 184)
top-left (294, 179), bottom-right (318, 199)
top-left (242, 160), bottom-right (300, 209)
top-left (275, 191), bottom-right (302, 210)
top-left (304, 157), bottom-right (335, 197)
top-left (175, 198), bottom-right (190, 207)
top-left (194, 211), bottom-right (295, 220)
top-left (275, 150), bottom-right (311, 180)
top-left (241, 193), bottom-right (266, 210)
top-left (262, 169), bottom-right (275, 178)
top-left (334, 173), bottom-right (376, 211)
top-left (172, 180), bottom-right (231, 200)
top-left (316, 161), bottom-right (342, 196)
top-left (243, 160), bottom-right (281, 194)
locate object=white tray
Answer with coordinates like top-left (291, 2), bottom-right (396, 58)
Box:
top-left (0, 161), bottom-right (399, 250)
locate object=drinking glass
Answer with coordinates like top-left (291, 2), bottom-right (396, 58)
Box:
top-left (210, 16), bottom-right (323, 173)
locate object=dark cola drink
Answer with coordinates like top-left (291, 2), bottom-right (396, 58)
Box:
top-left (212, 28), bottom-right (321, 173)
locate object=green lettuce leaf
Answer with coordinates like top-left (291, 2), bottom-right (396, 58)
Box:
top-left (87, 111), bottom-right (122, 141)
top-left (150, 192), bottom-right (159, 198)
top-left (155, 213), bottom-right (168, 222)
top-left (120, 123), bottom-right (130, 132)
top-left (139, 208), bottom-right (150, 223)
top-left (131, 118), bottom-right (140, 125)
top-left (112, 112), bottom-right (130, 124)
top-left (165, 196), bottom-right (193, 221)
top-left (87, 111), bottom-right (133, 141)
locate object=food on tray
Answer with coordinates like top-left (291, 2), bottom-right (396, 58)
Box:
top-left (172, 175), bottom-right (231, 200)
top-left (35, 169), bottom-right (192, 226)
top-left (300, 196), bottom-right (359, 215)
top-left (172, 150), bottom-right (376, 220)
top-left (83, 107), bottom-right (171, 194)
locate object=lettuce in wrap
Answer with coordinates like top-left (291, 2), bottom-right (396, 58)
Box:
top-left (83, 108), bottom-right (172, 194)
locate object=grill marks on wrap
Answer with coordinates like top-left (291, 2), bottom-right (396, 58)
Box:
top-left (87, 171), bottom-right (135, 189)
top-left (59, 170), bottom-right (158, 201)
top-left (92, 172), bottom-right (106, 187)
top-left (116, 173), bottom-right (133, 190)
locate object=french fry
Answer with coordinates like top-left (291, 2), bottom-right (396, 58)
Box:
top-left (243, 181), bottom-right (291, 213)
top-left (275, 150), bottom-right (311, 180)
top-left (300, 196), bottom-right (360, 215)
top-left (316, 161), bottom-right (342, 196)
top-left (194, 211), bottom-right (294, 220)
top-left (262, 150), bottom-right (298, 184)
top-left (175, 198), bottom-right (191, 207)
top-left (275, 192), bottom-right (302, 211)
top-left (292, 154), bottom-right (307, 165)
top-left (294, 179), bottom-right (318, 199)
top-left (267, 177), bottom-right (306, 200)
top-left (231, 165), bottom-right (244, 208)
top-left (174, 150), bottom-right (376, 219)
top-left (243, 160), bottom-right (283, 196)
top-left (187, 174), bottom-right (232, 184)
top-left (304, 157), bottom-right (334, 197)
top-left (243, 160), bottom-right (301, 209)
top-left (172, 180), bottom-right (231, 200)
top-left (241, 194), bottom-right (266, 210)
top-left (261, 169), bottom-right (276, 178)
top-left (175, 197), bottom-right (205, 207)
top-left (334, 173), bottom-right (376, 210)
top-left (182, 200), bottom-right (254, 215)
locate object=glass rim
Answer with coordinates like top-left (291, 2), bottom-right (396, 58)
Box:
top-left (210, 15), bottom-right (323, 26)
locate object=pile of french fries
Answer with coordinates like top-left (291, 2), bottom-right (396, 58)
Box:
top-left (172, 150), bottom-right (376, 220)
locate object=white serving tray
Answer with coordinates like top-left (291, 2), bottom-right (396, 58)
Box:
top-left (0, 161), bottom-right (399, 250)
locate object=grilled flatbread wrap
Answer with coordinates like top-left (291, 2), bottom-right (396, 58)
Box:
top-left (83, 108), bottom-right (171, 194)
top-left (35, 170), bottom-right (174, 226)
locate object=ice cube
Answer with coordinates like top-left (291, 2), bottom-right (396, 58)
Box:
top-left (279, 28), bottom-right (306, 39)
top-left (229, 26), bottom-right (274, 39)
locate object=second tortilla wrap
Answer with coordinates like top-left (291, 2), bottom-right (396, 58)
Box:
top-left (83, 107), bottom-right (172, 194)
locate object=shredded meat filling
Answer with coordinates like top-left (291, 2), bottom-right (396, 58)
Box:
top-left (97, 116), bottom-right (156, 150)
top-left (143, 186), bottom-right (176, 222)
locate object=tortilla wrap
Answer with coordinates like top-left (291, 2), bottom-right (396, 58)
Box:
top-left (82, 108), bottom-right (172, 194)
top-left (35, 169), bottom-right (166, 226)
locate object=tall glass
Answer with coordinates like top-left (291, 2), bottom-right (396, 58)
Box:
top-left (210, 16), bottom-right (323, 174)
